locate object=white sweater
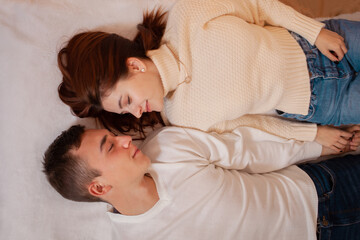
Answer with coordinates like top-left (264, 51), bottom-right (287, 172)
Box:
top-left (108, 127), bottom-right (322, 240)
top-left (147, 0), bottom-right (325, 141)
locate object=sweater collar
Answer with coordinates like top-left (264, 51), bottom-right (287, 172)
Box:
top-left (147, 44), bottom-right (180, 96)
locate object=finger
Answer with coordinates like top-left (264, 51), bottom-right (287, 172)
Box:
top-left (342, 144), bottom-right (352, 152)
top-left (350, 141), bottom-right (359, 147)
top-left (334, 141), bottom-right (346, 150)
top-left (326, 51), bottom-right (339, 62)
top-left (342, 145), bottom-right (354, 152)
top-left (335, 33), bottom-right (344, 41)
top-left (340, 130), bottom-right (353, 139)
top-left (352, 132), bottom-right (360, 138)
top-left (350, 126), bottom-right (360, 132)
top-left (350, 135), bottom-right (360, 142)
top-left (350, 143), bottom-right (359, 148)
top-left (348, 141), bottom-right (358, 150)
top-left (334, 48), bottom-right (345, 61)
top-left (353, 132), bottom-right (360, 139)
top-left (350, 136), bottom-right (360, 145)
top-left (350, 146), bottom-right (358, 151)
top-left (330, 145), bottom-right (342, 153)
top-left (337, 137), bottom-right (349, 146)
top-left (340, 43), bottom-right (348, 55)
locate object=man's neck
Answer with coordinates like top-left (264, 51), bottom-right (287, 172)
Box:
top-left (109, 175), bottom-right (159, 216)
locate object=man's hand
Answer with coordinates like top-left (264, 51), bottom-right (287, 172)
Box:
top-left (315, 125), bottom-right (352, 152)
top-left (345, 125), bottom-right (360, 151)
top-left (321, 146), bottom-right (340, 156)
top-left (315, 28), bottom-right (347, 62)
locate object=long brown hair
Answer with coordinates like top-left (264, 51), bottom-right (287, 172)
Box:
top-left (57, 8), bottom-right (167, 137)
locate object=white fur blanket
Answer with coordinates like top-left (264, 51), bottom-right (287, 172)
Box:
top-left (0, 0), bottom-right (359, 239)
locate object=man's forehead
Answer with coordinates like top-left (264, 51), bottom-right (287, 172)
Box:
top-left (77, 129), bottom-right (107, 152)
top-left (84, 129), bottom-right (108, 139)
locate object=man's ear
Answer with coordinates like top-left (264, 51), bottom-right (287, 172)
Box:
top-left (126, 57), bottom-right (146, 73)
top-left (88, 181), bottom-right (112, 197)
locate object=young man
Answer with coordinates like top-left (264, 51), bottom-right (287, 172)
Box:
top-left (43, 125), bottom-right (360, 240)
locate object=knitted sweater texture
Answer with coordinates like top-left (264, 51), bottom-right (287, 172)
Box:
top-left (147, 0), bottom-right (325, 141)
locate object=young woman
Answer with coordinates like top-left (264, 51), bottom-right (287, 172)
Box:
top-left (57, 0), bottom-right (360, 150)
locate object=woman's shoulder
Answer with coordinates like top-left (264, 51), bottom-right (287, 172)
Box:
top-left (168, 0), bottom-right (229, 24)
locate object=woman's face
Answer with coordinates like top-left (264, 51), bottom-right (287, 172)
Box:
top-left (101, 59), bottom-right (164, 118)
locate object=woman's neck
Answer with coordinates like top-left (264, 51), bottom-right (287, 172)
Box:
top-left (109, 175), bottom-right (159, 216)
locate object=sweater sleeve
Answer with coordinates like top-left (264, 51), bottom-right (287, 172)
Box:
top-left (183, 126), bottom-right (322, 173)
top-left (216, 0), bottom-right (324, 45)
top-left (208, 114), bottom-right (318, 142)
top-left (143, 127), bottom-right (321, 173)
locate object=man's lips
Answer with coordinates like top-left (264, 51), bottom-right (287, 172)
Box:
top-left (133, 148), bottom-right (139, 158)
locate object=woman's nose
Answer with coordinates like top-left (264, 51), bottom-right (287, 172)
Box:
top-left (130, 105), bottom-right (143, 118)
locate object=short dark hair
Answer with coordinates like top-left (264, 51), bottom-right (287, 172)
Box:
top-left (43, 125), bottom-right (102, 202)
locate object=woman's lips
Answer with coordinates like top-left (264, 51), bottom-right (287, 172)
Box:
top-left (146, 100), bottom-right (151, 112)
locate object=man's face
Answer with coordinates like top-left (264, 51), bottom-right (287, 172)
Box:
top-left (73, 129), bottom-right (151, 188)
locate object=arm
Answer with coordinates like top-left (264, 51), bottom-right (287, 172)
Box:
top-left (217, 0), bottom-right (324, 44)
top-left (208, 114), bottom-right (318, 142)
top-left (223, 0), bottom-right (347, 61)
top-left (142, 126), bottom-right (321, 174)
top-left (196, 126), bottom-right (322, 173)
top-left (209, 114), bottom-right (355, 151)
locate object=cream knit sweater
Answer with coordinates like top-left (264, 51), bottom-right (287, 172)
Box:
top-left (147, 0), bottom-right (325, 141)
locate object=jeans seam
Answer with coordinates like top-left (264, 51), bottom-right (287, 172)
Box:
top-left (318, 163), bottom-right (336, 197)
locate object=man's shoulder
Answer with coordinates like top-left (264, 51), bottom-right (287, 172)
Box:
top-left (141, 127), bottom-right (209, 162)
top-left (143, 127), bottom-right (195, 145)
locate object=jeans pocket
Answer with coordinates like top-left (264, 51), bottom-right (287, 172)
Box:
top-left (316, 164), bottom-right (336, 201)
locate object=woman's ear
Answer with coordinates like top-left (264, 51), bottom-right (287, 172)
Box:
top-left (88, 181), bottom-right (112, 197)
top-left (126, 57), bottom-right (146, 73)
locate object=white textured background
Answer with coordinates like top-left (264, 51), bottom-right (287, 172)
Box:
top-left (0, 0), bottom-right (359, 239)
top-left (0, 1), bottom-right (176, 239)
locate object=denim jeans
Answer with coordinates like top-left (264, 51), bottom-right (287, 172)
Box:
top-left (278, 19), bottom-right (360, 125)
top-left (298, 154), bottom-right (360, 240)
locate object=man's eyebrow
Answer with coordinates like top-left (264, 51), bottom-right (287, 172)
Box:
top-left (100, 135), bottom-right (108, 152)
top-left (118, 96), bottom-right (122, 109)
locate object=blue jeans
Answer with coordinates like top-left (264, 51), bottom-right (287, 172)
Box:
top-left (298, 154), bottom-right (360, 240)
top-left (278, 19), bottom-right (360, 125)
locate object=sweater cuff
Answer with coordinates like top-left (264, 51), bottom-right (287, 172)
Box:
top-left (291, 11), bottom-right (325, 45)
top-left (301, 141), bottom-right (322, 162)
top-left (289, 122), bottom-right (318, 142)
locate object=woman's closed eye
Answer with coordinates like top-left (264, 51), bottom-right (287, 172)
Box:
top-left (119, 96), bottom-right (131, 114)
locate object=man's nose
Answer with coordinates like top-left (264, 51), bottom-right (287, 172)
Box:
top-left (115, 135), bottom-right (132, 148)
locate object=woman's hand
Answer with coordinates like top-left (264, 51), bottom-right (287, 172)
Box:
top-left (345, 125), bottom-right (360, 151)
top-left (315, 125), bottom-right (352, 152)
top-left (315, 28), bottom-right (347, 62)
